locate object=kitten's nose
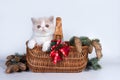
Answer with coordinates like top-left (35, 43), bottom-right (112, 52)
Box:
top-left (42, 27), bottom-right (45, 30)
top-left (37, 25), bottom-right (41, 29)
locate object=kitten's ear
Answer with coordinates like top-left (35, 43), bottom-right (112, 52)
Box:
top-left (31, 17), bottom-right (36, 24)
top-left (49, 16), bottom-right (54, 22)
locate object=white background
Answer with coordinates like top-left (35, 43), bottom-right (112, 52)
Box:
top-left (0, 0), bottom-right (120, 80)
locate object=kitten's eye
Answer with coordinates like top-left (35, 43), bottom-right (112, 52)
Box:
top-left (45, 24), bottom-right (49, 28)
top-left (37, 25), bottom-right (41, 28)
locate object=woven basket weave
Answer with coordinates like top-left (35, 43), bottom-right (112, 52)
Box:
top-left (26, 45), bottom-right (89, 72)
top-left (26, 17), bottom-right (90, 72)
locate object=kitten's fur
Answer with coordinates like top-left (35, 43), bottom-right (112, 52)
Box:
top-left (28, 16), bottom-right (55, 52)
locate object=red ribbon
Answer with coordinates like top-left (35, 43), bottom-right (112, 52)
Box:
top-left (50, 40), bottom-right (70, 64)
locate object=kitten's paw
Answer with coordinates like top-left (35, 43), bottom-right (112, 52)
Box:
top-left (28, 40), bottom-right (36, 49)
top-left (42, 41), bottom-right (51, 52)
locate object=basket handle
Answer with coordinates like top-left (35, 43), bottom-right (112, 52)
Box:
top-left (53, 17), bottom-right (63, 40)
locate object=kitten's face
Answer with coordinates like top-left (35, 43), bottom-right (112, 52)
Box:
top-left (31, 16), bottom-right (55, 36)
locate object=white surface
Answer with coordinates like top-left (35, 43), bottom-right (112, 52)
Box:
top-left (0, 0), bottom-right (120, 80)
top-left (0, 60), bottom-right (120, 80)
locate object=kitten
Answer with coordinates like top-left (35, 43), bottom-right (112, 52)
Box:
top-left (28, 16), bottom-right (55, 52)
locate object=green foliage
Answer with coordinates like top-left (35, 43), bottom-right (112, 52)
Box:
top-left (47, 40), bottom-right (63, 52)
top-left (79, 36), bottom-right (91, 46)
top-left (69, 36), bottom-right (76, 46)
top-left (85, 57), bottom-right (101, 71)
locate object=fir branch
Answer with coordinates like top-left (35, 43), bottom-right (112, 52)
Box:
top-left (85, 57), bottom-right (101, 71)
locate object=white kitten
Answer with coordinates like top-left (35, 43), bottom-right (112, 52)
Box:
top-left (28, 16), bottom-right (55, 52)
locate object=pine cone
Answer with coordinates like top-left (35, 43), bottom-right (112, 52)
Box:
top-left (18, 62), bottom-right (27, 71)
top-left (14, 56), bottom-right (20, 62)
top-left (92, 40), bottom-right (103, 59)
top-left (5, 61), bottom-right (12, 67)
top-left (88, 45), bottom-right (93, 53)
top-left (20, 55), bottom-right (26, 63)
top-left (6, 64), bottom-right (19, 73)
top-left (5, 53), bottom-right (28, 73)
top-left (7, 55), bottom-right (15, 60)
top-left (74, 37), bottom-right (82, 53)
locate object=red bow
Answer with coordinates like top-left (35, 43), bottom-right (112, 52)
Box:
top-left (50, 40), bottom-right (70, 64)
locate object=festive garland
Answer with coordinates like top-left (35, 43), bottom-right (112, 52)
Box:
top-left (69, 36), bottom-right (99, 46)
top-left (69, 36), bottom-right (102, 70)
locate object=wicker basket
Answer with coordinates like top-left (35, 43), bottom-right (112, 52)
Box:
top-left (26, 45), bottom-right (89, 72)
top-left (26, 17), bottom-right (90, 73)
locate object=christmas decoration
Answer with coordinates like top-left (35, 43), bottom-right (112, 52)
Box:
top-left (80, 36), bottom-right (91, 46)
top-left (69, 36), bottom-right (76, 46)
top-left (74, 37), bottom-right (82, 53)
top-left (85, 57), bottom-right (101, 71)
top-left (88, 44), bottom-right (93, 53)
top-left (50, 40), bottom-right (70, 64)
top-left (69, 36), bottom-right (91, 46)
top-left (69, 36), bottom-right (102, 57)
top-left (69, 36), bottom-right (102, 71)
top-left (5, 53), bottom-right (28, 73)
top-left (92, 39), bottom-right (102, 59)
